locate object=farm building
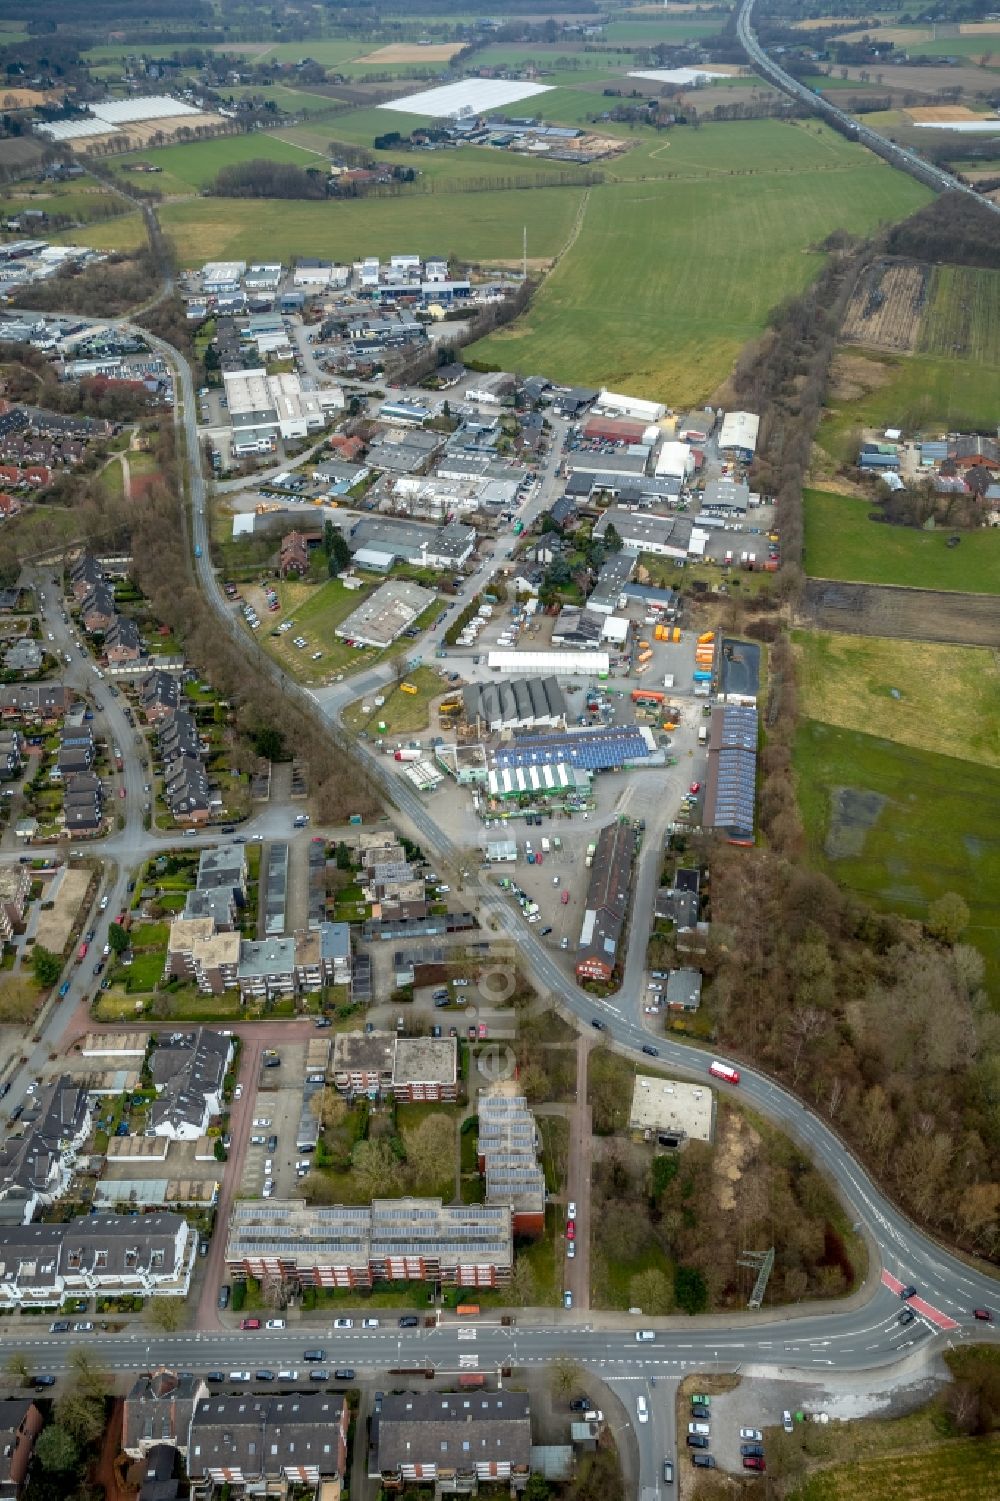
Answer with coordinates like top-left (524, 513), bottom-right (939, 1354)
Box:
top-left (858, 444), bottom-right (900, 472)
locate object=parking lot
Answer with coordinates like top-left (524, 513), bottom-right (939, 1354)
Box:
top-left (244, 1043), bottom-right (313, 1199)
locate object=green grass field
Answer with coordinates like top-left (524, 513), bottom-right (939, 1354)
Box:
top-left (795, 719), bottom-right (1000, 991)
top-left (791, 1435), bottom-right (1000, 1501)
top-left (793, 629), bottom-right (1000, 767)
top-left (817, 352), bottom-right (1000, 464)
top-left (919, 264), bottom-right (1000, 366)
top-left (151, 185), bottom-right (584, 266)
top-left (471, 125), bottom-right (929, 403)
top-left (342, 665), bottom-right (444, 736)
top-left (803, 488), bottom-right (1000, 594)
top-left (108, 132), bottom-right (323, 194)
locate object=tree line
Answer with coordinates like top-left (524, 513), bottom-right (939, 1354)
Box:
top-left (886, 190), bottom-right (1000, 269)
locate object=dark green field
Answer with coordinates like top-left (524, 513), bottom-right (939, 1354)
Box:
top-left (795, 720), bottom-right (1000, 992)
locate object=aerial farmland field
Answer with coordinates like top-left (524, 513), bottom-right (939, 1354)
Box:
top-left (918, 264), bottom-right (1000, 367)
top-left (471, 123), bottom-right (929, 404)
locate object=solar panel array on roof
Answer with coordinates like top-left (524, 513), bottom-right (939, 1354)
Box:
top-left (494, 725), bottom-right (651, 773)
top-left (704, 705), bottom-right (758, 842)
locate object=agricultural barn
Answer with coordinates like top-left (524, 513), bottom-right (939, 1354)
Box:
top-left (858, 444), bottom-right (900, 472)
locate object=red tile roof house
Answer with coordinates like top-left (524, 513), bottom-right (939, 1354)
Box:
top-left (279, 530), bottom-right (313, 579)
top-left (0, 466), bottom-right (20, 488)
top-left (0, 494), bottom-right (23, 518)
top-left (23, 465), bottom-right (50, 488)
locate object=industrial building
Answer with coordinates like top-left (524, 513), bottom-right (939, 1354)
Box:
top-left (593, 389), bottom-right (666, 424)
top-left (486, 763), bottom-right (590, 801)
top-left (703, 704), bottom-right (758, 846)
top-left (493, 725), bottom-right (656, 774)
top-left (462, 677), bottom-right (566, 732)
top-left (717, 637), bottom-right (761, 705)
top-left (222, 368), bottom-right (342, 446)
top-left (628, 1075), bottom-right (713, 1145)
top-left (335, 579), bottom-right (436, 649)
top-left (594, 508), bottom-right (704, 560)
top-left (486, 650), bottom-right (609, 678)
top-left (700, 477), bottom-right (750, 519)
top-left (349, 517), bottom-right (475, 572)
top-left (718, 409), bottom-right (760, 462)
top-left (576, 820), bottom-right (635, 983)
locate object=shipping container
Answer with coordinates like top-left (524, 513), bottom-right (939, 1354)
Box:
top-left (697, 631), bottom-right (715, 645)
top-left (693, 670), bottom-right (713, 683)
top-left (456, 1304), bottom-right (481, 1317)
top-left (394, 748), bottom-right (421, 761)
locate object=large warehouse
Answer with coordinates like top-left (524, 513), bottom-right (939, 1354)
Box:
top-left (703, 704), bottom-right (758, 846)
top-left (335, 579), bottom-right (436, 649)
top-left (463, 677), bottom-right (566, 732)
top-left (718, 410), bottom-right (760, 462)
top-left (486, 651), bottom-right (609, 678)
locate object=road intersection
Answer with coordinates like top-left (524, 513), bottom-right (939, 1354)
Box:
top-left (0, 311), bottom-right (993, 1497)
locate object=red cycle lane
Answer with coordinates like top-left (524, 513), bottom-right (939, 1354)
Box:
top-left (881, 1268), bottom-right (959, 1330)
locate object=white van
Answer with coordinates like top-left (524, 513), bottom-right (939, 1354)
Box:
top-left (635, 1329), bottom-right (656, 1343)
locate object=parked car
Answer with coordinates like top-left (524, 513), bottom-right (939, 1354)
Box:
top-left (739, 1428), bottom-right (761, 1442)
top-left (398, 1316), bottom-right (419, 1328)
top-left (217, 1286), bottom-right (230, 1310)
top-left (741, 1444), bottom-right (765, 1458)
top-left (241, 1318), bottom-right (261, 1331)
top-left (686, 1435), bottom-right (709, 1450)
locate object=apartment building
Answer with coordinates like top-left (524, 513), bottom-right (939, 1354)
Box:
top-left (0, 1213), bottom-right (196, 1309)
top-left (372, 1392), bottom-right (531, 1494)
top-left (226, 1198), bottom-right (513, 1291)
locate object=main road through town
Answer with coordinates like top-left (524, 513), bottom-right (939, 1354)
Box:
top-left (0, 314), bottom-right (993, 1442)
top-left (164, 317), bottom-right (1000, 1355)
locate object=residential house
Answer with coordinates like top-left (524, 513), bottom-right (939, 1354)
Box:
top-left (165, 919), bottom-right (240, 995)
top-left (0, 1077), bottom-right (92, 1222)
top-left (371, 1392), bottom-right (531, 1493)
top-left (391, 1037), bottom-right (457, 1104)
top-left (79, 584), bottom-right (116, 633)
top-left (279, 530), bottom-right (313, 579)
top-left (69, 552), bottom-right (104, 603)
top-left (665, 968), bottom-right (703, 1012)
top-left (477, 1091), bottom-right (545, 1237)
top-left (225, 1198), bottom-right (513, 1290)
top-left (104, 615), bottom-right (144, 665)
top-left (2, 640), bottom-right (42, 675)
top-left (0, 728), bottom-right (23, 782)
top-left (188, 1394), bottom-right (348, 1493)
top-left (0, 1400), bottom-right (43, 1500)
top-left (123, 1369), bottom-right (209, 1461)
top-left (0, 683), bottom-right (70, 722)
top-left (141, 671), bottom-right (181, 723)
top-left (148, 1029), bottom-right (233, 1141)
top-left (332, 1032), bottom-right (396, 1098)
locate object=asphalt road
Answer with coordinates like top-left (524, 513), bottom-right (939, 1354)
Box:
top-left (3, 309), bottom-right (995, 1497)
